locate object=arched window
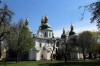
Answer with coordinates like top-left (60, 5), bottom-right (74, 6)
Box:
top-left (40, 43), bottom-right (42, 47)
top-left (44, 32), bottom-right (46, 37)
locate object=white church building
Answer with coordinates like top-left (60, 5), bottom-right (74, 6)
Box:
top-left (24, 15), bottom-right (83, 61)
top-left (27, 15), bottom-right (60, 60)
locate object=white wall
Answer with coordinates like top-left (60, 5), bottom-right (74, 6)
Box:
top-left (78, 53), bottom-right (83, 59)
top-left (37, 30), bottom-right (53, 38)
top-left (46, 51), bottom-right (51, 60)
top-left (36, 51), bottom-right (41, 60)
top-left (33, 35), bottom-right (59, 60)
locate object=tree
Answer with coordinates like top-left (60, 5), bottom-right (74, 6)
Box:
top-left (93, 43), bottom-right (100, 54)
top-left (56, 45), bottom-right (65, 60)
top-left (90, 31), bottom-right (100, 58)
top-left (77, 31), bottom-right (96, 60)
top-left (49, 39), bottom-right (56, 61)
top-left (79, 1), bottom-right (100, 30)
top-left (0, 3), bottom-right (14, 59)
top-left (4, 19), bottom-right (33, 63)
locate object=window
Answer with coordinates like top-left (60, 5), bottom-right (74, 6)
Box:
top-left (45, 32), bottom-right (46, 36)
top-left (40, 43), bottom-right (42, 47)
top-left (44, 32), bottom-right (46, 37)
top-left (49, 32), bottom-right (51, 37)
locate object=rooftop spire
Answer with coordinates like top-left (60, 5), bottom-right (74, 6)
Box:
top-left (44, 11), bottom-right (48, 23)
top-left (25, 14), bottom-right (29, 25)
top-left (70, 21), bottom-right (74, 31)
top-left (63, 27), bottom-right (65, 34)
top-left (41, 16), bottom-right (44, 24)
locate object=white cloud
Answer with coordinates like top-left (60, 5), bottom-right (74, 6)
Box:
top-left (54, 20), bottom-right (98, 37)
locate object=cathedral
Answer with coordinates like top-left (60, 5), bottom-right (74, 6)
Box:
top-left (28, 15), bottom-right (60, 60)
top-left (25, 15), bottom-right (83, 60)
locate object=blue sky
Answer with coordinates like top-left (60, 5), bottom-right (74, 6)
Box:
top-left (1, 0), bottom-right (98, 37)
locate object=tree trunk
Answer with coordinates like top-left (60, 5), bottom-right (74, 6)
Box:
top-left (4, 57), bottom-right (6, 66)
top-left (93, 54), bottom-right (97, 59)
top-left (82, 51), bottom-right (86, 60)
top-left (16, 52), bottom-right (19, 63)
top-left (89, 53), bottom-right (92, 59)
top-left (65, 46), bottom-right (67, 63)
top-left (51, 53), bottom-right (53, 61)
top-left (65, 51), bottom-right (67, 63)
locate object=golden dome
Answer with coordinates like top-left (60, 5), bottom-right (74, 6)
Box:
top-left (70, 24), bottom-right (74, 28)
top-left (63, 28), bottom-right (65, 33)
top-left (44, 16), bottom-right (48, 22)
top-left (52, 32), bottom-right (54, 35)
top-left (41, 17), bottom-right (45, 23)
top-left (25, 18), bottom-right (29, 25)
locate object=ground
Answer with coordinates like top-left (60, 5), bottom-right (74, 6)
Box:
top-left (0, 60), bottom-right (100, 66)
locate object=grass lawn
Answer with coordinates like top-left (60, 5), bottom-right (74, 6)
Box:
top-left (0, 60), bottom-right (100, 66)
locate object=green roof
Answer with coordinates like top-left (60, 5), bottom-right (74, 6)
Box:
top-left (41, 23), bottom-right (52, 30)
top-left (43, 46), bottom-right (51, 51)
top-left (34, 46), bottom-right (41, 50)
top-left (25, 25), bottom-right (32, 32)
top-left (69, 30), bottom-right (76, 36)
top-left (61, 34), bottom-right (66, 38)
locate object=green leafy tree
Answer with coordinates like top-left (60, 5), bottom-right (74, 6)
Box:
top-left (79, 1), bottom-right (100, 30)
top-left (0, 3), bottom-right (14, 58)
top-left (77, 31), bottom-right (96, 60)
top-left (93, 43), bottom-right (100, 54)
top-left (4, 19), bottom-right (33, 63)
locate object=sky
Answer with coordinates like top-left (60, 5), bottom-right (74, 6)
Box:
top-left (0, 0), bottom-right (98, 37)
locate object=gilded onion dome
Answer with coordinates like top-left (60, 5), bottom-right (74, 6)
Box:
top-left (25, 18), bottom-right (29, 25)
top-left (70, 24), bottom-right (74, 31)
top-left (61, 28), bottom-right (66, 38)
top-left (41, 17), bottom-right (45, 24)
top-left (63, 28), bottom-right (65, 34)
top-left (69, 24), bottom-right (76, 36)
top-left (40, 15), bottom-right (51, 30)
top-left (24, 18), bottom-right (32, 32)
top-left (44, 16), bottom-right (48, 23)
top-left (52, 32), bottom-right (54, 35)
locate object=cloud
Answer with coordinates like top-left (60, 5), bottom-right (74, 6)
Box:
top-left (54, 20), bottom-right (98, 37)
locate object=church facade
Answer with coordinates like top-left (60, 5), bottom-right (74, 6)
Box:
top-left (26, 15), bottom-right (83, 60)
top-left (28, 15), bottom-right (60, 60)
